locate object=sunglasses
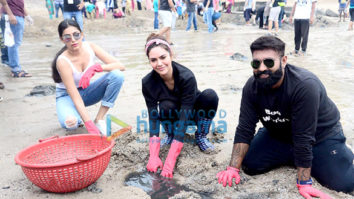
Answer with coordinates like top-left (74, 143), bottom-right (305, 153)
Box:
top-left (251, 58), bottom-right (275, 69)
top-left (62, 32), bottom-right (81, 42)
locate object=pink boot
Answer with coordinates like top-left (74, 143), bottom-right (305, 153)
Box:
top-left (161, 140), bottom-right (184, 178)
top-left (146, 137), bottom-right (163, 173)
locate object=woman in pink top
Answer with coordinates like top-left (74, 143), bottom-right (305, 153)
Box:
top-left (51, 19), bottom-right (125, 135)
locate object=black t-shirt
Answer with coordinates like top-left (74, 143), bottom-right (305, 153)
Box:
top-left (234, 64), bottom-right (340, 168)
top-left (186, 0), bottom-right (196, 13)
top-left (64, 0), bottom-right (82, 12)
top-left (160, 0), bottom-right (171, 11)
top-left (142, 61), bottom-right (201, 135)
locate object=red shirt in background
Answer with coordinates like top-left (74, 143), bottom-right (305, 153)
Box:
top-left (6, 0), bottom-right (24, 17)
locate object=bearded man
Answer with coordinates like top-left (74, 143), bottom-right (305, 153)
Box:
top-left (216, 36), bottom-right (354, 198)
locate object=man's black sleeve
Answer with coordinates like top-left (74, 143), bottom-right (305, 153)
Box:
top-left (234, 80), bottom-right (259, 144)
top-left (291, 78), bottom-right (319, 168)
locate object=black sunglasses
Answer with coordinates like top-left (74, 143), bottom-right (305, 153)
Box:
top-left (251, 58), bottom-right (275, 69)
top-left (62, 32), bottom-right (81, 43)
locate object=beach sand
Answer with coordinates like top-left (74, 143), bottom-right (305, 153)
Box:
top-left (0, 0), bottom-right (353, 198)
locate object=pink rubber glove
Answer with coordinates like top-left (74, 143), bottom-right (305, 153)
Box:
top-left (79, 63), bottom-right (103, 89)
top-left (146, 137), bottom-right (163, 173)
top-left (84, 120), bottom-right (101, 135)
top-left (297, 184), bottom-right (332, 199)
top-left (216, 166), bottom-right (241, 187)
top-left (161, 140), bottom-right (183, 178)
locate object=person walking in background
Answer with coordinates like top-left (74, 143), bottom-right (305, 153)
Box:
top-left (153, 0), bottom-right (159, 29)
top-left (226, 0), bottom-right (233, 13)
top-left (63, 0), bottom-right (84, 31)
top-left (0, 0), bottom-right (16, 66)
top-left (212, 9), bottom-right (221, 31)
top-left (52, 19), bottom-right (125, 135)
top-left (204, 0), bottom-right (215, 33)
top-left (289, 0), bottom-right (317, 56)
top-left (185, 0), bottom-right (198, 31)
top-left (278, 0), bottom-right (286, 28)
top-left (45, 0), bottom-right (55, 19)
top-left (346, 0), bottom-right (354, 30)
top-left (158, 0), bottom-right (176, 44)
top-left (262, 0), bottom-right (272, 29)
top-left (85, 1), bottom-right (96, 19)
top-left (137, 0), bottom-right (142, 10)
top-left (106, 0), bottom-right (115, 12)
top-left (243, 0), bottom-right (255, 25)
top-left (5, 0), bottom-right (33, 78)
top-left (0, 0), bottom-right (17, 100)
top-left (131, 0), bottom-right (135, 11)
top-left (54, 0), bottom-right (64, 18)
top-left (267, 0), bottom-right (282, 35)
top-left (143, 33), bottom-right (219, 178)
top-left (338, 0), bottom-right (347, 22)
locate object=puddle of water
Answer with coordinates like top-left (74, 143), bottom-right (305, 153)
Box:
top-left (124, 171), bottom-right (212, 199)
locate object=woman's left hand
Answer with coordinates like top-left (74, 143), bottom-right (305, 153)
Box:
top-left (79, 63), bottom-right (103, 89)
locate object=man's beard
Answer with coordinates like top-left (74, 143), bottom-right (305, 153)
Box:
top-left (254, 66), bottom-right (283, 90)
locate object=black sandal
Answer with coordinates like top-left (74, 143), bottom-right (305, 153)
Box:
top-left (11, 70), bottom-right (32, 78)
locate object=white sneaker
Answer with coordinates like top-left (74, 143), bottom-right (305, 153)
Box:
top-left (95, 120), bottom-right (107, 136)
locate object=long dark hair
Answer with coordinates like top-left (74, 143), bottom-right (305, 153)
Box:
top-left (51, 19), bottom-right (82, 83)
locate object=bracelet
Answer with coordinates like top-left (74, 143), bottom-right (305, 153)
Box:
top-left (297, 178), bottom-right (312, 185)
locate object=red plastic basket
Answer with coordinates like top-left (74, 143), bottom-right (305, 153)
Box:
top-left (15, 134), bottom-right (115, 193)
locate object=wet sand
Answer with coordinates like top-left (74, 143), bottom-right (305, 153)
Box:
top-left (0, 0), bottom-right (353, 198)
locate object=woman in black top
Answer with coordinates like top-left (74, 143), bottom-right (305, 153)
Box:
top-left (142, 33), bottom-right (219, 178)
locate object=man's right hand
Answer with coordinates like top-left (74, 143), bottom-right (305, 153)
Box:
top-left (216, 166), bottom-right (241, 187)
top-left (9, 15), bottom-right (17, 25)
top-left (297, 184), bottom-right (332, 199)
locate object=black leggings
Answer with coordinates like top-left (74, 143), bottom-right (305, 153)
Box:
top-left (294, 19), bottom-right (310, 52)
top-left (151, 89), bottom-right (219, 141)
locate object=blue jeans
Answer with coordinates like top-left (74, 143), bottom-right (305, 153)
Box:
top-left (206, 7), bottom-right (214, 33)
top-left (242, 126), bottom-right (354, 193)
top-left (0, 15), bottom-right (8, 63)
top-left (56, 70), bottom-right (124, 129)
top-left (8, 16), bottom-right (24, 72)
top-left (55, 2), bottom-right (64, 18)
top-left (186, 11), bottom-right (197, 31)
top-left (154, 11), bottom-right (159, 29)
top-left (63, 11), bottom-right (84, 31)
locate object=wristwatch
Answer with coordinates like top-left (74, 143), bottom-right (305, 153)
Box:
top-left (297, 178), bottom-right (313, 185)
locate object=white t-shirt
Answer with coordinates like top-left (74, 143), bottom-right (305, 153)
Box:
top-left (293, 0), bottom-right (317, 19)
top-left (56, 42), bottom-right (95, 89)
